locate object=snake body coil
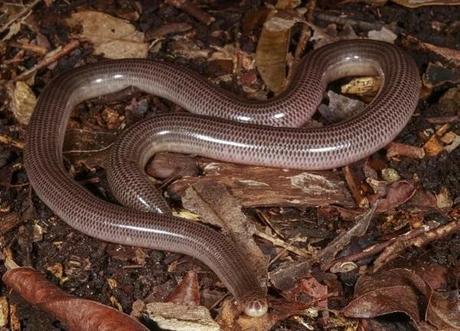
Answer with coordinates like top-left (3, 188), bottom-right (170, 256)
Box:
top-left (25, 40), bottom-right (420, 316)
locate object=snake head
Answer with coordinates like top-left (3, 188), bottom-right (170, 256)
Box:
top-left (241, 297), bottom-right (268, 317)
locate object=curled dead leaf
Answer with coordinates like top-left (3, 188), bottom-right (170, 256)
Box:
top-left (2, 267), bottom-right (148, 331)
top-left (369, 180), bottom-right (416, 213)
top-left (256, 11), bottom-right (300, 93)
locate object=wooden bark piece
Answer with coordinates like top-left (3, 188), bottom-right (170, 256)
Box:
top-left (157, 153), bottom-right (354, 208)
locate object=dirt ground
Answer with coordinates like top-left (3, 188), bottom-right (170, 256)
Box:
top-left (0, 0), bottom-right (459, 330)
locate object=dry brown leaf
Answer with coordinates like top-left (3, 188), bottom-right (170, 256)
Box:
top-left (8, 81), bottom-right (37, 125)
top-left (344, 268), bottom-right (460, 330)
top-left (319, 205), bottom-right (376, 267)
top-left (343, 268), bottom-right (425, 324)
top-left (66, 11), bottom-right (148, 59)
top-left (63, 128), bottom-right (117, 168)
top-left (435, 187), bottom-right (453, 209)
top-left (283, 277), bottom-right (328, 308)
top-left (426, 291), bottom-right (460, 330)
top-left (256, 12), bottom-right (300, 93)
top-left (371, 180), bottom-right (416, 213)
top-left (2, 267), bottom-right (148, 331)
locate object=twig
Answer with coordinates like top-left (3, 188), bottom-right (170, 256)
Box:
top-left (165, 0), bottom-right (215, 26)
top-left (14, 39), bottom-right (80, 81)
top-left (0, 212), bottom-right (24, 234)
top-left (0, 0), bottom-right (43, 34)
top-left (325, 225), bottom-right (434, 271)
top-left (255, 229), bottom-right (313, 258)
top-left (256, 209), bottom-right (285, 239)
top-left (373, 220), bottom-right (456, 271)
top-left (8, 41), bottom-right (48, 55)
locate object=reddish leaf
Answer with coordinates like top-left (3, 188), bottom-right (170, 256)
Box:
top-left (283, 277), bottom-right (328, 309)
top-left (165, 270), bottom-right (201, 306)
top-left (369, 180), bottom-right (416, 212)
top-left (3, 267), bottom-right (148, 331)
top-left (342, 269), bottom-right (427, 324)
top-left (426, 291), bottom-right (460, 330)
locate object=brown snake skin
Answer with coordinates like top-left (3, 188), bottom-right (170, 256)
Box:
top-left (24, 40), bottom-right (420, 317)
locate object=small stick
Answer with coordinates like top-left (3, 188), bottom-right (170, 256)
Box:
top-left (165, 0), bottom-right (215, 26)
top-left (14, 39), bottom-right (80, 81)
top-left (255, 229), bottom-right (313, 258)
top-left (0, 212), bottom-right (24, 234)
top-left (0, 0), bottom-right (43, 34)
top-left (8, 41), bottom-right (48, 55)
top-left (373, 221), bottom-right (455, 271)
top-left (325, 225), bottom-right (432, 271)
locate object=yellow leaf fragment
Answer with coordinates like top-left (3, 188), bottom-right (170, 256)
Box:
top-left (0, 297), bottom-right (8, 327)
top-left (341, 76), bottom-right (382, 97)
top-left (10, 81), bottom-right (36, 125)
top-left (436, 187), bottom-right (453, 209)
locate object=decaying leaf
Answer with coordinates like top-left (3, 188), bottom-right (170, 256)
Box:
top-left (8, 81), bottom-right (37, 125)
top-left (63, 128), bottom-right (118, 168)
top-left (319, 90), bottom-right (366, 122)
top-left (426, 291), bottom-right (460, 330)
top-left (343, 268), bottom-right (424, 323)
top-left (370, 180), bottom-right (416, 213)
top-left (343, 268), bottom-right (460, 330)
top-left (424, 135), bottom-right (444, 156)
top-left (256, 11), bottom-right (300, 93)
top-left (283, 277), bottom-right (328, 309)
top-left (66, 11), bottom-right (148, 59)
top-left (319, 205), bottom-right (376, 267)
top-left (2, 267), bottom-right (148, 331)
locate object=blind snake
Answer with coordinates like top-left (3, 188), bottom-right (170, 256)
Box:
top-left (24, 39), bottom-right (420, 317)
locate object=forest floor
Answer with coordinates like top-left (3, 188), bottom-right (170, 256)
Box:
top-left (0, 0), bottom-right (459, 330)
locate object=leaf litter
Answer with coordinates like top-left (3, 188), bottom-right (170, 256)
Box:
top-left (0, 0), bottom-right (459, 330)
